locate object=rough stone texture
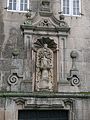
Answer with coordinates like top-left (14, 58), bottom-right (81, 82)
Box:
top-left (0, 0), bottom-right (90, 120)
top-left (0, 110), bottom-right (4, 120)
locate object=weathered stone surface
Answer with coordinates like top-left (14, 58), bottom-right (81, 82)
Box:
top-left (0, 0), bottom-right (90, 120)
top-left (20, 80), bottom-right (32, 92)
top-left (0, 98), bottom-right (5, 108)
top-left (2, 27), bottom-right (23, 58)
top-left (0, 110), bottom-right (4, 120)
top-left (0, 60), bottom-right (11, 71)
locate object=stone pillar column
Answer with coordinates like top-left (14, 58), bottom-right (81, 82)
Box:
top-left (24, 34), bottom-right (32, 80)
top-left (57, 36), bottom-right (60, 83)
top-left (59, 37), bottom-right (67, 83)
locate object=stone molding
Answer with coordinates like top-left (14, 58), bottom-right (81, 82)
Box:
top-left (14, 97), bottom-right (75, 110)
top-left (15, 97), bottom-right (75, 120)
top-left (21, 9), bottom-right (70, 33)
top-left (0, 92), bottom-right (90, 98)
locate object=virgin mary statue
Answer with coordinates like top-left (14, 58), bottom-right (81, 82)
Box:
top-left (36, 44), bottom-right (53, 91)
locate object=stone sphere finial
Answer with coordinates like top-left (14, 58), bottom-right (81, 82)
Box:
top-left (12, 48), bottom-right (20, 57)
top-left (70, 50), bottom-right (78, 59)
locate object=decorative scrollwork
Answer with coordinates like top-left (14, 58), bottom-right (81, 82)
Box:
top-left (59, 21), bottom-right (67, 27)
top-left (67, 50), bottom-right (80, 87)
top-left (70, 76), bottom-right (80, 86)
top-left (8, 74), bottom-right (18, 85)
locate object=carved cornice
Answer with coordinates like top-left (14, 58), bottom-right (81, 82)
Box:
top-left (0, 92), bottom-right (90, 98)
top-left (21, 25), bottom-right (70, 33)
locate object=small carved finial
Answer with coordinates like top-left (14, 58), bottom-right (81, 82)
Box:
top-left (12, 48), bottom-right (20, 58)
top-left (58, 12), bottom-right (65, 20)
top-left (59, 15), bottom-right (65, 20)
top-left (26, 9), bottom-right (32, 18)
top-left (70, 50), bottom-right (78, 59)
top-left (70, 50), bottom-right (78, 70)
top-left (24, 9), bottom-right (32, 25)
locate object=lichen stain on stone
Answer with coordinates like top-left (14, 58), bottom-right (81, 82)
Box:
top-left (2, 27), bottom-right (23, 58)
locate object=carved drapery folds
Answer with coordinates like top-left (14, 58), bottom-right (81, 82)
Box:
top-left (36, 44), bottom-right (53, 91)
top-left (33, 37), bottom-right (57, 91)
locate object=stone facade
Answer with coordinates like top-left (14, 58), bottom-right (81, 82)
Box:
top-left (0, 0), bottom-right (90, 120)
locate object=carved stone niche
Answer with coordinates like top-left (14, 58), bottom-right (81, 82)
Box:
top-left (33, 37), bottom-right (57, 92)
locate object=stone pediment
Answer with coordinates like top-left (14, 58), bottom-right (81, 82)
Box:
top-left (21, 0), bottom-right (70, 33)
top-left (36, 17), bottom-right (69, 31)
top-left (21, 12), bottom-right (70, 33)
top-left (34, 18), bottom-right (56, 28)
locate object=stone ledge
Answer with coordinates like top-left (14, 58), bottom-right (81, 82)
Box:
top-left (0, 92), bottom-right (90, 98)
top-left (20, 25), bottom-right (70, 33)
